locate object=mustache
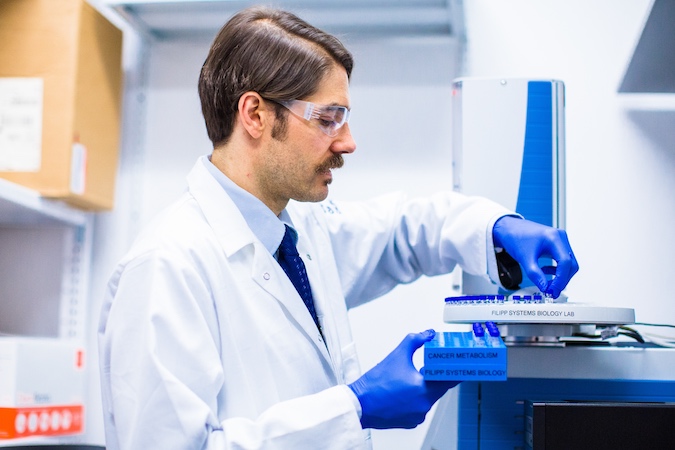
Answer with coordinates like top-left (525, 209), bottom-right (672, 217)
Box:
top-left (316, 154), bottom-right (344, 173)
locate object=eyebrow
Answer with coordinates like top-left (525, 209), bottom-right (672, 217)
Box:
top-left (322, 102), bottom-right (351, 110)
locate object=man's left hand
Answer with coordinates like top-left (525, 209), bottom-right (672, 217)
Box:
top-left (492, 216), bottom-right (579, 298)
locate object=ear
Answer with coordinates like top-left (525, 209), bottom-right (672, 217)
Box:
top-left (237, 91), bottom-right (271, 139)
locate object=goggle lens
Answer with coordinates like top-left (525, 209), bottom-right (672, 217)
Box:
top-left (276, 99), bottom-right (350, 137)
top-left (316, 106), bottom-right (349, 136)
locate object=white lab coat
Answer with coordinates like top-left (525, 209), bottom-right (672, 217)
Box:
top-left (98, 157), bottom-right (511, 450)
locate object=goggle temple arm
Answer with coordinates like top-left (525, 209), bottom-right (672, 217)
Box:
top-left (301, 102), bottom-right (317, 120)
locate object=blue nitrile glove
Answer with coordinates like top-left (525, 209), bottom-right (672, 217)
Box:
top-left (492, 216), bottom-right (579, 298)
top-left (348, 330), bottom-right (459, 429)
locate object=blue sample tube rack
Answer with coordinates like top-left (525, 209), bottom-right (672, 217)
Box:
top-left (422, 323), bottom-right (507, 381)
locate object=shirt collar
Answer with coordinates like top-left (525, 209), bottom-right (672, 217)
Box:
top-left (202, 155), bottom-right (289, 254)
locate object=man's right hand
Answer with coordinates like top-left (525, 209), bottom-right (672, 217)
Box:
top-left (348, 330), bottom-right (459, 429)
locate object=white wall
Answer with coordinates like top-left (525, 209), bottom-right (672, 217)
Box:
top-left (462, 0), bottom-right (673, 324)
top-left (87, 1), bottom-right (675, 449)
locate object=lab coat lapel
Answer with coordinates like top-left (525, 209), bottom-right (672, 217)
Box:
top-left (251, 250), bottom-right (332, 365)
top-left (294, 237), bottom-right (343, 379)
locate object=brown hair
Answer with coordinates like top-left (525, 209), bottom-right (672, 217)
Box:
top-left (198, 6), bottom-right (354, 147)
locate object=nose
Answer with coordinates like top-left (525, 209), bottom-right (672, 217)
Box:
top-left (331, 123), bottom-right (356, 154)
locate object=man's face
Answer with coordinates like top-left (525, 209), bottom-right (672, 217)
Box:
top-left (256, 65), bottom-right (356, 206)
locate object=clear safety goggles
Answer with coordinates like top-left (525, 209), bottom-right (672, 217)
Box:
top-left (273, 99), bottom-right (350, 137)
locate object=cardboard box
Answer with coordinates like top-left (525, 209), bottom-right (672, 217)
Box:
top-left (0, 0), bottom-right (123, 210)
top-left (0, 337), bottom-right (85, 439)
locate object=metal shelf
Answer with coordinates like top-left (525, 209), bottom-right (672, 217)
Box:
top-left (99, 0), bottom-right (463, 39)
top-left (0, 177), bottom-right (89, 228)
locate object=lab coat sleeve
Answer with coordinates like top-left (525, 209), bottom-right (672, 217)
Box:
top-left (316, 191), bottom-right (513, 307)
top-left (99, 250), bottom-right (364, 450)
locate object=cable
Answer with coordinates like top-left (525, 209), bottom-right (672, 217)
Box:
top-left (619, 326), bottom-right (645, 343)
top-left (570, 333), bottom-right (601, 340)
top-left (634, 322), bottom-right (675, 329)
top-left (639, 331), bottom-right (675, 340)
top-left (632, 322), bottom-right (675, 347)
top-left (640, 335), bottom-right (675, 349)
top-left (618, 331), bottom-right (645, 343)
top-left (567, 323), bottom-right (675, 347)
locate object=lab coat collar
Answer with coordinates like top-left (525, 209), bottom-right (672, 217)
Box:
top-left (186, 157), bottom-right (256, 257)
top-left (202, 155), bottom-right (286, 254)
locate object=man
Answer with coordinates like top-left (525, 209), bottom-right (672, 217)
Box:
top-left (98, 6), bottom-right (578, 449)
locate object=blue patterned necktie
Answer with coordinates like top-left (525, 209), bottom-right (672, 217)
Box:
top-left (277, 225), bottom-right (321, 332)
